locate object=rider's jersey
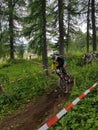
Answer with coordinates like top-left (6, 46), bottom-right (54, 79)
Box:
top-left (52, 56), bottom-right (66, 70)
top-left (57, 57), bottom-right (66, 66)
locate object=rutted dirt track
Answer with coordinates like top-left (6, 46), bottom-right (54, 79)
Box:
top-left (0, 82), bottom-right (73, 130)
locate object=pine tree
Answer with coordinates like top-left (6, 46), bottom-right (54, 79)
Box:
top-left (1, 0), bottom-right (26, 60)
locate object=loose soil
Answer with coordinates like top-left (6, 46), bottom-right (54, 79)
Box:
top-left (0, 82), bottom-right (74, 130)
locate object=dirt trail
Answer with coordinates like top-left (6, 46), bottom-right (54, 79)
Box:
top-left (0, 82), bottom-right (73, 130)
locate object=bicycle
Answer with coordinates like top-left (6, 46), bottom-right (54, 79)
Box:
top-left (57, 69), bottom-right (73, 93)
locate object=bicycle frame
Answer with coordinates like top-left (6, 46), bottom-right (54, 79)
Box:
top-left (58, 69), bottom-right (73, 93)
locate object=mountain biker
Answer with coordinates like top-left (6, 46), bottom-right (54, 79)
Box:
top-left (51, 54), bottom-right (67, 78)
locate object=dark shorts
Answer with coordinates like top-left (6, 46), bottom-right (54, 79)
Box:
top-left (56, 66), bottom-right (66, 74)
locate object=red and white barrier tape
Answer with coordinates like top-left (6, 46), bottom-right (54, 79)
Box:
top-left (38, 81), bottom-right (98, 130)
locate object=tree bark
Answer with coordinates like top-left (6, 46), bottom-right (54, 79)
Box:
top-left (86, 0), bottom-right (90, 53)
top-left (58, 0), bottom-right (64, 56)
top-left (8, 0), bottom-right (14, 59)
top-left (41, 0), bottom-right (48, 75)
top-left (91, 0), bottom-right (96, 51)
top-left (66, 0), bottom-right (71, 53)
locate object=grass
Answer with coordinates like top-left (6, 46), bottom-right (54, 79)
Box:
top-left (0, 59), bottom-right (56, 120)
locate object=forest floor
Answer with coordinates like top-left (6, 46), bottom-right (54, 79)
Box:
top-left (0, 82), bottom-right (74, 130)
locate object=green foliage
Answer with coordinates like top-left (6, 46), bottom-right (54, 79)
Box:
top-left (0, 60), bottom-right (55, 120)
top-left (23, 0), bottom-right (43, 55)
top-left (1, 0), bottom-right (27, 59)
top-left (16, 44), bottom-right (25, 59)
top-left (0, 73), bottom-right (9, 84)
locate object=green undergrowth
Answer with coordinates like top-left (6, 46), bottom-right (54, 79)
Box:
top-left (0, 59), bottom-right (56, 120)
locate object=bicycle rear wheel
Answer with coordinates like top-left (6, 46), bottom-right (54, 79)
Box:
top-left (58, 78), bottom-right (68, 93)
top-left (63, 73), bottom-right (73, 83)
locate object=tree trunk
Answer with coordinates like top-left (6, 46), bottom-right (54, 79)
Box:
top-left (58, 0), bottom-right (64, 56)
top-left (41, 0), bottom-right (48, 75)
top-left (8, 0), bottom-right (14, 60)
top-left (0, 18), bottom-right (2, 44)
top-left (0, 4), bottom-right (2, 44)
top-left (86, 0), bottom-right (90, 53)
top-left (66, 0), bottom-right (71, 53)
top-left (91, 0), bottom-right (96, 51)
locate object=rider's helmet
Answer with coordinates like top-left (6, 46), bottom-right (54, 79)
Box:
top-left (51, 51), bottom-right (59, 60)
